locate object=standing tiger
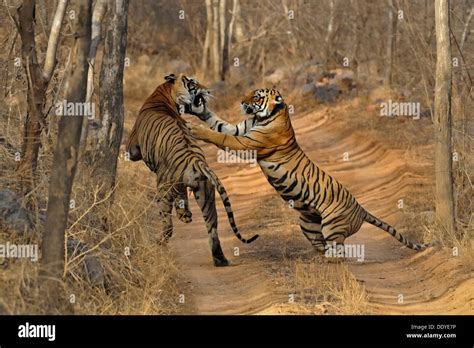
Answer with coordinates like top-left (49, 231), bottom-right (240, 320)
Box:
top-left (126, 73), bottom-right (258, 266)
top-left (187, 88), bottom-right (431, 254)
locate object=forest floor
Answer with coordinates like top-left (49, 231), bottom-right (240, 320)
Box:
top-left (122, 95), bottom-right (473, 315)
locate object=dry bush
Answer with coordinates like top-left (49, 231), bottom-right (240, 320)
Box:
top-left (0, 111), bottom-right (181, 314)
top-left (0, 170), bottom-right (181, 314)
top-left (64, 166), bottom-right (181, 314)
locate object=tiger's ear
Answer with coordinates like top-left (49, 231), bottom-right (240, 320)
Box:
top-left (164, 74), bottom-right (177, 83)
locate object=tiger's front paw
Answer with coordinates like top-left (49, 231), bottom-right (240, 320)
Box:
top-left (187, 123), bottom-right (211, 141)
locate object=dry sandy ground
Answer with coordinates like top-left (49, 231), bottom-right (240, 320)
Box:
top-left (124, 102), bottom-right (473, 315)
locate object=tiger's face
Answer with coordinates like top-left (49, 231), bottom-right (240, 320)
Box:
top-left (241, 88), bottom-right (284, 119)
top-left (164, 73), bottom-right (210, 114)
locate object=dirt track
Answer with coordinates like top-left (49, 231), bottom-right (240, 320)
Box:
top-left (167, 106), bottom-right (473, 314)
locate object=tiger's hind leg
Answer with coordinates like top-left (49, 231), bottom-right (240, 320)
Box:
top-left (324, 228), bottom-right (348, 262)
top-left (325, 231), bottom-right (346, 245)
top-left (174, 184), bottom-right (192, 224)
top-left (156, 185), bottom-right (175, 244)
top-left (299, 212), bottom-right (327, 253)
top-left (193, 178), bottom-right (229, 267)
top-left (323, 205), bottom-right (365, 260)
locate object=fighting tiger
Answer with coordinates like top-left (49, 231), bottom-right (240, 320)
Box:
top-left (187, 88), bottom-right (432, 254)
top-left (126, 73), bottom-right (258, 266)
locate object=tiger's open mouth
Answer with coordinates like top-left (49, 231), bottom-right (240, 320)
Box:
top-left (185, 88), bottom-right (210, 116)
top-left (193, 93), bottom-right (205, 108)
top-left (193, 89), bottom-right (210, 106)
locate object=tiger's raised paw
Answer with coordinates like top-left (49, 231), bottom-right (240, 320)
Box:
top-left (186, 123), bottom-right (211, 141)
top-left (176, 208), bottom-right (192, 223)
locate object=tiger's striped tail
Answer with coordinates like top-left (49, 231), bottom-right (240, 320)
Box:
top-left (196, 161), bottom-right (259, 244)
top-left (365, 212), bottom-right (430, 251)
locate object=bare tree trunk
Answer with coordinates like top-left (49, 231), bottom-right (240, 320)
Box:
top-left (220, 0), bottom-right (230, 80)
top-left (222, 0), bottom-right (237, 80)
top-left (90, 0), bottom-right (129, 199)
top-left (460, 5), bottom-right (473, 51)
top-left (281, 0), bottom-right (296, 57)
top-left (211, 0), bottom-right (221, 80)
top-left (233, 0), bottom-right (244, 41)
top-left (43, 0), bottom-right (68, 81)
top-left (17, 0), bottom-right (67, 194)
top-left (434, 0), bottom-right (456, 237)
top-left (86, 0), bottom-right (108, 104)
top-left (17, 0), bottom-right (48, 194)
top-left (79, 0), bottom-right (108, 160)
top-left (351, 0), bottom-right (361, 76)
top-left (228, 0), bottom-right (237, 49)
top-left (324, 0), bottom-right (335, 68)
top-left (384, 0), bottom-right (397, 86)
top-left (202, 0), bottom-right (213, 72)
top-left (219, 0), bottom-right (226, 55)
top-left (41, 0), bottom-right (91, 309)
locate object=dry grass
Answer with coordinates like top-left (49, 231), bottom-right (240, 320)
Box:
top-left (0, 167), bottom-right (182, 314)
top-left (0, 106), bottom-right (182, 313)
top-left (278, 257), bottom-right (370, 315)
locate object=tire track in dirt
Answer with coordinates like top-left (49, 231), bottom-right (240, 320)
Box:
top-left (170, 107), bottom-right (473, 314)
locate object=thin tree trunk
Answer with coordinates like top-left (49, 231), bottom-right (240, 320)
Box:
top-left (233, 0), bottom-right (244, 41)
top-left (90, 0), bottom-right (129, 199)
top-left (222, 0), bottom-right (237, 79)
top-left (17, 0), bottom-right (67, 195)
top-left (17, 0), bottom-right (47, 194)
top-left (41, 0), bottom-right (91, 310)
top-left (228, 0), bottom-right (237, 49)
top-left (211, 0), bottom-right (220, 80)
top-left (324, 0), bottom-right (335, 69)
top-left (79, 0), bottom-right (107, 161)
top-left (282, 0), bottom-right (297, 57)
top-left (43, 0), bottom-right (68, 81)
top-left (86, 0), bottom-right (108, 103)
top-left (460, 5), bottom-right (473, 51)
top-left (202, 0), bottom-right (213, 72)
top-left (351, 0), bottom-right (362, 76)
top-left (434, 0), bottom-right (456, 237)
top-left (220, 0), bottom-right (231, 80)
top-left (219, 0), bottom-right (226, 55)
top-left (384, 0), bottom-right (397, 86)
